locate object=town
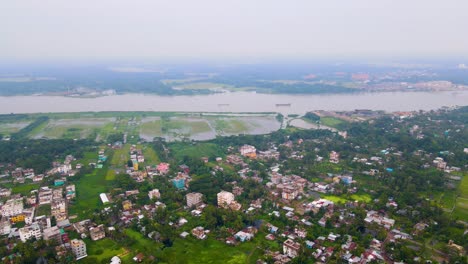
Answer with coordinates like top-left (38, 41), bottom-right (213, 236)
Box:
top-left (0, 106), bottom-right (466, 264)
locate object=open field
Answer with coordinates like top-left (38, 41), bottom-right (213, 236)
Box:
top-left (85, 238), bottom-right (127, 263)
top-left (28, 118), bottom-right (115, 139)
top-left (453, 174), bottom-right (468, 219)
top-left (2, 112), bottom-right (281, 142)
top-left (0, 121), bottom-right (31, 135)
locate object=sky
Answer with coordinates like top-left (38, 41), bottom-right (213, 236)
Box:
top-left (1, 0), bottom-right (468, 61)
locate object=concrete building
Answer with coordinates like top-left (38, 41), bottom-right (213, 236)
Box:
top-left (148, 189), bottom-right (161, 200)
top-left (1, 198), bottom-right (23, 217)
top-left (240, 145), bottom-right (257, 158)
top-left (330, 151), bottom-right (340, 164)
top-left (19, 223), bottom-right (42, 242)
top-left (283, 238), bottom-right (301, 258)
top-left (217, 191), bottom-right (235, 208)
top-left (71, 239), bottom-right (87, 260)
top-left (89, 224), bottom-right (105, 241)
top-left (186, 192), bottom-right (203, 207)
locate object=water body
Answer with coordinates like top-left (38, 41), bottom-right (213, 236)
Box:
top-left (0, 91), bottom-right (466, 114)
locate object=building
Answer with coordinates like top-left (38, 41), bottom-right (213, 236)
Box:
top-left (0, 188), bottom-right (11, 197)
top-left (0, 217), bottom-right (11, 235)
top-left (217, 191), bottom-right (235, 208)
top-left (1, 198), bottom-right (23, 217)
top-left (240, 145), bottom-right (257, 158)
top-left (330, 151), bottom-right (340, 163)
top-left (283, 239), bottom-right (301, 258)
top-left (19, 223), bottom-right (42, 242)
top-left (43, 226), bottom-right (61, 242)
top-left (122, 200), bottom-right (132, 211)
top-left (172, 173), bottom-right (191, 190)
top-left (89, 224), bottom-right (105, 241)
top-left (156, 163), bottom-right (170, 174)
top-left (100, 193), bottom-right (110, 204)
top-left (186, 192), bottom-right (203, 207)
top-left (71, 239), bottom-right (87, 260)
top-left (51, 198), bottom-right (67, 221)
top-left (148, 189), bottom-right (161, 200)
top-left (191, 226), bottom-right (207, 240)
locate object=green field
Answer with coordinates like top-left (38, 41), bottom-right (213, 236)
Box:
top-left (453, 174), bottom-right (468, 219)
top-left (68, 152), bottom-right (110, 219)
top-left (0, 121), bottom-right (31, 135)
top-left (171, 142), bottom-right (224, 160)
top-left (320, 117), bottom-right (347, 129)
top-left (11, 183), bottom-right (39, 195)
top-left (85, 238), bottom-right (127, 263)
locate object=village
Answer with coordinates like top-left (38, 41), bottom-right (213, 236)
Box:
top-left (0, 107), bottom-right (466, 263)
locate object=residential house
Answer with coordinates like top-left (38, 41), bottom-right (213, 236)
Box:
top-left (71, 239), bottom-right (87, 260)
top-left (186, 192), bottom-right (203, 207)
top-left (283, 239), bottom-right (301, 258)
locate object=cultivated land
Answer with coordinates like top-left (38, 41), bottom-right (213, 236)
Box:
top-left (0, 112), bottom-right (282, 142)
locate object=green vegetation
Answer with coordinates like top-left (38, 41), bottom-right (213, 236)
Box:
top-left (319, 116), bottom-right (347, 129)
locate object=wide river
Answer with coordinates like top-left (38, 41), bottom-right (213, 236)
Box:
top-left (0, 91), bottom-right (467, 114)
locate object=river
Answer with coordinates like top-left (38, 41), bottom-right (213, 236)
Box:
top-left (0, 91), bottom-right (466, 114)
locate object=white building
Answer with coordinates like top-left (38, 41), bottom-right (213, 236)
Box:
top-left (148, 189), bottom-right (161, 200)
top-left (19, 223), bottom-right (42, 242)
top-left (217, 191), bottom-right (235, 208)
top-left (186, 192), bottom-right (203, 207)
top-left (71, 239), bottom-right (87, 260)
top-left (1, 198), bottom-right (24, 217)
top-left (100, 193), bottom-right (110, 204)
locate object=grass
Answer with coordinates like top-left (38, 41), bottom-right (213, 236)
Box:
top-left (453, 173), bottom-right (468, 219)
top-left (323, 195), bottom-right (348, 204)
top-left (68, 152), bottom-right (110, 219)
top-left (12, 183), bottom-right (40, 195)
top-left (85, 238), bottom-right (126, 262)
top-left (159, 237), bottom-right (253, 264)
top-left (141, 120), bottom-right (163, 137)
top-left (213, 118), bottom-right (249, 134)
top-left (0, 121), bottom-right (31, 134)
top-left (142, 145), bottom-right (160, 164)
top-left (110, 145), bottom-right (131, 167)
top-left (320, 117), bottom-right (347, 129)
top-left (350, 193), bottom-right (372, 203)
top-left (170, 142), bottom-right (223, 160)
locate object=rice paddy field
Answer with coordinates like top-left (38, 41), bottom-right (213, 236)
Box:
top-left (0, 112), bottom-right (281, 142)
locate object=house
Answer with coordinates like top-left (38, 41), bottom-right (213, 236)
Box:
top-left (71, 239), bottom-right (87, 260)
top-left (217, 191), bottom-right (235, 208)
top-left (89, 224), bottom-right (105, 241)
top-left (234, 231), bottom-right (254, 242)
top-left (156, 163), bottom-right (170, 174)
top-left (1, 198), bottom-right (23, 217)
top-left (133, 253), bottom-right (145, 263)
top-left (240, 145), bottom-right (257, 159)
top-left (110, 256), bottom-right (121, 264)
top-left (0, 188), bottom-right (11, 197)
top-left (283, 239), bottom-right (301, 258)
top-left (148, 189), bottom-right (161, 200)
top-left (19, 223), bottom-right (42, 242)
top-left (329, 151), bottom-right (340, 163)
top-left (180, 231), bottom-right (190, 239)
top-left (172, 173), bottom-right (191, 189)
top-left (186, 192), bottom-right (203, 207)
top-left (192, 226), bottom-right (207, 240)
top-left (122, 200), bottom-right (132, 211)
top-left (100, 193), bottom-right (110, 204)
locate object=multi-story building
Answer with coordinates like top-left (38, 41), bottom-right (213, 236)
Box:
top-left (1, 198), bottom-right (23, 217)
top-left (71, 239), bottom-right (87, 260)
top-left (186, 192), bottom-right (203, 207)
top-left (19, 223), bottom-right (42, 242)
top-left (89, 224), bottom-right (105, 241)
top-left (217, 191), bottom-right (235, 208)
top-left (51, 198), bottom-right (67, 221)
top-left (240, 145), bottom-right (257, 158)
top-left (330, 151), bottom-right (340, 164)
top-left (283, 239), bottom-right (301, 258)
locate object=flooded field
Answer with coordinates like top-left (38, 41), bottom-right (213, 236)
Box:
top-left (140, 115), bottom-right (280, 141)
top-left (30, 118), bottom-right (115, 139)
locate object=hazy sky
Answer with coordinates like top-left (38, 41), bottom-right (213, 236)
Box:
top-left (1, 0), bottom-right (468, 61)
